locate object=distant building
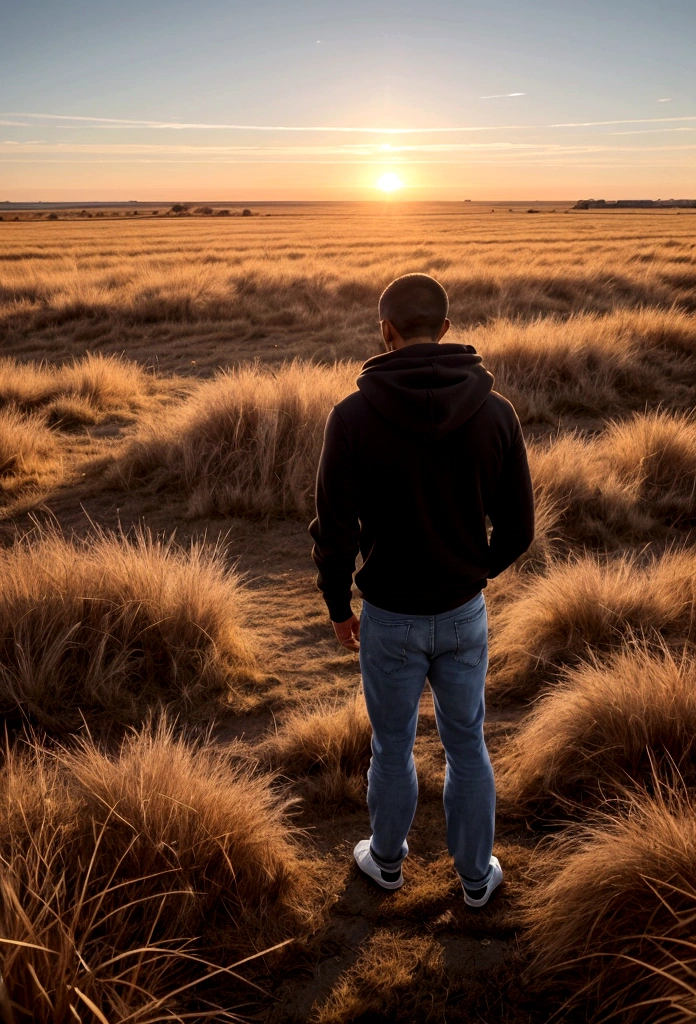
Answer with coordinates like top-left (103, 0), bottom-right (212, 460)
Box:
top-left (573, 198), bottom-right (696, 209)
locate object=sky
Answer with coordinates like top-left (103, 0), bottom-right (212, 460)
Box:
top-left (1, 0), bottom-right (694, 201)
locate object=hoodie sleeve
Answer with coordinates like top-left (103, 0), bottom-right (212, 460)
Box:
top-left (486, 416), bottom-right (535, 577)
top-left (309, 406), bottom-right (360, 622)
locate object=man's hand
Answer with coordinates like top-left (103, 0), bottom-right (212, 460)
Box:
top-left (333, 614), bottom-right (360, 652)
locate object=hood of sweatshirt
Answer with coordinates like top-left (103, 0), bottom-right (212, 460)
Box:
top-left (356, 342), bottom-right (494, 440)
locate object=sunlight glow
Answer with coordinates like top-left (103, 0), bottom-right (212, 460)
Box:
top-left (376, 171), bottom-right (403, 192)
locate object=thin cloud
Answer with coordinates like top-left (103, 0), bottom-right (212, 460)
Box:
top-left (658, 97), bottom-right (672, 102)
top-left (4, 141), bottom-right (694, 164)
top-left (3, 111), bottom-right (696, 133)
top-left (4, 152), bottom-right (694, 170)
top-left (479, 92), bottom-right (525, 99)
top-left (609, 127), bottom-right (695, 135)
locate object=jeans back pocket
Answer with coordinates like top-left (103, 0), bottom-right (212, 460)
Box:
top-left (363, 614), bottom-right (412, 675)
top-left (453, 601), bottom-right (488, 667)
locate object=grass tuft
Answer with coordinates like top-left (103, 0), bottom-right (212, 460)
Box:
top-left (525, 793), bottom-right (696, 1023)
top-left (498, 646), bottom-right (696, 818)
top-left (0, 526), bottom-right (259, 737)
top-left (489, 550), bottom-right (696, 702)
top-left (256, 696), bottom-right (372, 807)
top-left (107, 361), bottom-right (357, 519)
top-left (0, 353), bottom-right (160, 422)
top-left (0, 407), bottom-right (61, 504)
top-left (0, 723), bottom-right (316, 1022)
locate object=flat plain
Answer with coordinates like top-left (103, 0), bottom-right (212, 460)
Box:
top-left (1, 201), bottom-right (696, 1023)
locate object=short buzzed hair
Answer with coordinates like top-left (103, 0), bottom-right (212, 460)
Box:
top-left (378, 274), bottom-right (449, 341)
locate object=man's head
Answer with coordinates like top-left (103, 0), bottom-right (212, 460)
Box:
top-left (378, 273), bottom-right (450, 351)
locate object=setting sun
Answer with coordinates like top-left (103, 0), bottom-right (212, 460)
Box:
top-left (376, 172), bottom-right (403, 193)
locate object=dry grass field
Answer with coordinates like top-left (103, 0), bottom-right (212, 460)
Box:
top-left (1, 201), bottom-right (696, 1022)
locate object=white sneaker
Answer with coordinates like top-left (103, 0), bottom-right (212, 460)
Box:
top-left (460, 855), bottom-right (503, 907)
top-left (353, 839), bottom-right (404, 890)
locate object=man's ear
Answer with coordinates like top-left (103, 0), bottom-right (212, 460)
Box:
top-left (381, 320), bottom-right (394, 350)
top-left (437, 318), bottom-right (451, 341)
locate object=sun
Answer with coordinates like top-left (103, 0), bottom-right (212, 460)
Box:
top-left (376, 171), bottom-right (404, 193)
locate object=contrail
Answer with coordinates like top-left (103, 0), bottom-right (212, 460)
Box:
top-left (2, 112), bottom-right (696, 133)
top-left (479, 92), bottom-right (526, 99)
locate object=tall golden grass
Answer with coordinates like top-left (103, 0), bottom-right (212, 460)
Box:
top-left (525, 793), bottom-right (696, 1022)
top-left (0, 407), bottom-right (60, 504)
top-left (257, 696), bottom-right (371, 806)
top-left (0, 723), bottom-right (315, 1022)
top-left (4, 210), bottom-right (696, 1022)
top-left (0, 353), bottom-right (158, 415)
top-left (476, 307), bottom-right (696, 423)
top-left (498, 646), bottom-right (696, 817)
top-left (107, 362), bottom-right (357, 518)
top-left (0, 528), bottom-right (258, 736)
top-left (2, 210), bottom-right (694, 368)
top-left (103, 358), bottom-right (696, 532)
top-left (489, 550), bottom-right (696, 702)
top-left (528, 410), bottom-right (696, 550)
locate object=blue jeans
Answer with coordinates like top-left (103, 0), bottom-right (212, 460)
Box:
top-left (359, 592), bottom-right (495, 888)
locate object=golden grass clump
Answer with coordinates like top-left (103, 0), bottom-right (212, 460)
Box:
top-left (0, 407), bottom-right (60, 503)
top-left (525, 795), bottom-right (696, 1022)
top-left (0, 528), bottom-right (258, 736)
top-left (527, 433), bottom-right (651, 550)
top-left (0, 723), bottom-right (314, 1022)
top-left (474, 307), bottom-right (696, 423)
top-left (498, 647), bottom-right (696, 817)
top-left (489, 550), bottom-right (696, 702)
top-left (108, 361), bottom-right (357, 518)
top-left (528, 411), bottom-right (696, 552)
top-left (256, 696), bottom-right (372, 806)
top-left (604, 410), bottom-right (696, 525)
top-left (0, 352), bottom-right (159, 424)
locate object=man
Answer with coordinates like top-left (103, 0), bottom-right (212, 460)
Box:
top-left (309, 274), bottom-right (534, 907)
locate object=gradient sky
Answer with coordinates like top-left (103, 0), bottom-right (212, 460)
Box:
top-left (2, 0), bottom-right (694, 200)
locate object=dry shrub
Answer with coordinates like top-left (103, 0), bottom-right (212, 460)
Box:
top-left (498, 646), bottom-right (696, 817)
top-left (0, 353), bottom-right (158, 423)
top-left (0, 527), bottom-right (258, 737)
top-left (528, 410), bottom-right (696, 552)
top-left (525, 794), bottom-right (696, 1022)
top-left (108, 361), bottom-right (357, 518)
top-left (256, 696), bottom-right (372, 806)
top-left (527, 433), bottom-right (651, 550)
top-left (311, 931), bottom-right (445, 1024)
top-left (0, 407), bottom-right (60, 502)
top-left (604, 410), bottom-right (696, 525)
top-left (475, 307), bottom-right (696, 422)
top-left (43, 394), bottom-right (100, 428)
top-left (489, 550), bottom-right (696, 702)
top-left (0, 723), bottom-right (314, 1022)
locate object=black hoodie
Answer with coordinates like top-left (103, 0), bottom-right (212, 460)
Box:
top-left (309, 341), bottom-right (534, 622)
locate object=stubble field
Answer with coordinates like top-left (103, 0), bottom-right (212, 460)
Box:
top-left (1, 202), bottom-right (696, 1023)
